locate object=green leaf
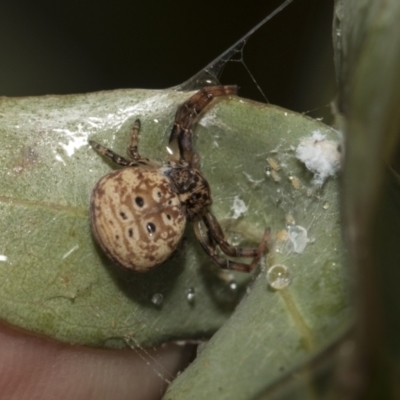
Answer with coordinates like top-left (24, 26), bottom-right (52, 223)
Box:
top-left (332, 0), bottom-right (400, 397)
top-left (0, 89), bottom-right (349, 396)
top-left (0, 89), bottom-right (249, 347)
top-left (163, 102), bottom-right (349, 399)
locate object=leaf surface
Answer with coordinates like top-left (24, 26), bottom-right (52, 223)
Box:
top-left (0, 90), bottom-right (349, 361)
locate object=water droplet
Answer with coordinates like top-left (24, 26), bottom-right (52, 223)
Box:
top-left (229, 280), bottom-right (237, 291)
top-left (323, 260), bottom-right (338, 270)
top-left (267, 265), bottom-right (292, 290)
top-left (151, 293), bottom-right (163, 306)
top-left (229, 233), bottom-right (244, 246)
top-left (186, 287), bottom-right (195, 303)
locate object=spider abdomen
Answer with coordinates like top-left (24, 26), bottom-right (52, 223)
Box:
top-left (90, 167), bottom-right (186, 272)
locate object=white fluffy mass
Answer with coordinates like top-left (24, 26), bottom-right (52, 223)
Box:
top-left (295, 131), bottom-right (341, 186)
top-left (230, 196), bottom-right (248, 219)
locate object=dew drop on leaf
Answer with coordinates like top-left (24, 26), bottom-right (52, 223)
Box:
top-left (266, 265), bottom-right (292, 290)
top-left (151, 293), bottom-right (164, 306)
top-left (185, 287), bottom-right (196, 303)
top-left (229, 280), bottom-right (238, 291)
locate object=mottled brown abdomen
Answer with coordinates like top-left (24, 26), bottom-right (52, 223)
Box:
top-left (90, 167), bottom-right (186, 272)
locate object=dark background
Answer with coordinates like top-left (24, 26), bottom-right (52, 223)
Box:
top-left (0, 0), bottom-right (335, 121)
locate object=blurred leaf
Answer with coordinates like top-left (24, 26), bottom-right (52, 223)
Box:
top-left (332, 0), bottom-right (400, 397)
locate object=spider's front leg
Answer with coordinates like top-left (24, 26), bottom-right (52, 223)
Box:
top-left (169, 85), bottom-right (238, 165)
top-left (89, 140), bottom-right (136, 167)
top-left (127, 119), bottom-right (144, 161)
top-left (89, 119), bottom-right (161, 168)
top-left (127, 119), bottom-right (162, 168)
top-left (194, 213), bottom-right (270, 272)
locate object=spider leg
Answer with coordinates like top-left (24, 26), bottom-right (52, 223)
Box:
top-left (194, 215), bottom-right (270, 273)
top-left (127, 119), bottom-right (141, 160)
top-left (90, 120), bottom-right (161, 168)
top-left (127, 119), bottom-right (163, 168)
top-left (202, 212), bottom-right (270, 271)
top-left (169, 85), bottom-right (238, 165)
top-left (89, 140), bottom-right (138, 167)
top-left (193, 219), bottom-right (259, 272)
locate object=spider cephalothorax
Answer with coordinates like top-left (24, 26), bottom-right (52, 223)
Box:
top-left (166, 167), bottom-right (211, 219)
top-left (89, 86), bottom-right (269, 273)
